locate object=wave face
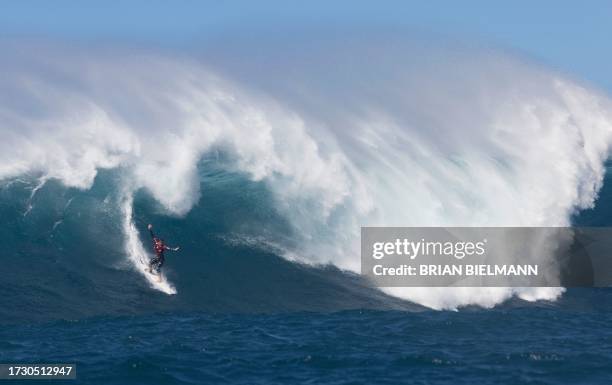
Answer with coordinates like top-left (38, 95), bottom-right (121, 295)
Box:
top-left (1, 168), bottom-right (414, 323)
top-left (1, 37), bottom-right (612, 318)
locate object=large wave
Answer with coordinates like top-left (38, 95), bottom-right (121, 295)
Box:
top-left (1, 37), bottom-right (611, 311)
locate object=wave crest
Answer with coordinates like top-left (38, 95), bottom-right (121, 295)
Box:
top-left (1, 40), bottom-right (611, 309)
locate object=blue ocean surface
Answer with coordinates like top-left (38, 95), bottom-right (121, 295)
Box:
top-left (3, 298), bottom-right (612, 385)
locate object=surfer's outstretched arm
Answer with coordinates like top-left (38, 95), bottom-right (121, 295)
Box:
top-left (148, 224), bottom-right (155, 239)
top-left (165, 245), bottom-right (180, 252)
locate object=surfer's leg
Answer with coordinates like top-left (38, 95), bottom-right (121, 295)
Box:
top-left (155, 258), bottom-right (165, 282)
top-left (148, 256), bottom-right (160, 274)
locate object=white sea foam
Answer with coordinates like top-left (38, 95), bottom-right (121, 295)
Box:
top-left (120, 193), bottom-right (176, 295)
top-left (1, 40), bottom-right (611, 307)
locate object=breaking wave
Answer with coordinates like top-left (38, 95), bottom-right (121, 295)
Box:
top-left (1, 36), bottom-right (611, 317)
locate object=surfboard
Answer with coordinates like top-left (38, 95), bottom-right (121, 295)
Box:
top-left (145, 267), bottom-right (163, 283)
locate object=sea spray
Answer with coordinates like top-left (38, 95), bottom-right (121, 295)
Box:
top-left (1, 38), bottom-right (611, 309)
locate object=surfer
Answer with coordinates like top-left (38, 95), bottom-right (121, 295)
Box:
top-left (146, 224), bottom-right (180, 281)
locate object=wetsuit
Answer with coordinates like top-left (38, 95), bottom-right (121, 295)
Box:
top-left (149, 228), bottom-right (169, 274)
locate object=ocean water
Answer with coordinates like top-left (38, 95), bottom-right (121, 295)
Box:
top-left (3, 39), bottom-right (612, 384)
top-left (3, 299), bottom-right (612, 385)
top-left (1, 165), bottom-right (611, 384)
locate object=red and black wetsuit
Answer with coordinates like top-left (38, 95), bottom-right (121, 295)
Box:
top-left (149, 228), bottom-right (168, 273)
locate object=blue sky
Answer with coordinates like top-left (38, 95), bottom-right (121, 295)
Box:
top-left (2, 0), bottom-right (611, 92)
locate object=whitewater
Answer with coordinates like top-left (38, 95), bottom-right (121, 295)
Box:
top-left (1, 38), bottom-right (611, 310)
top-left (121, 193), bottom-right (176, 294)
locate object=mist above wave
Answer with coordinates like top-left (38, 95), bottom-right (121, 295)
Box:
top-left (1, 37), bottom-right (611, 309)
